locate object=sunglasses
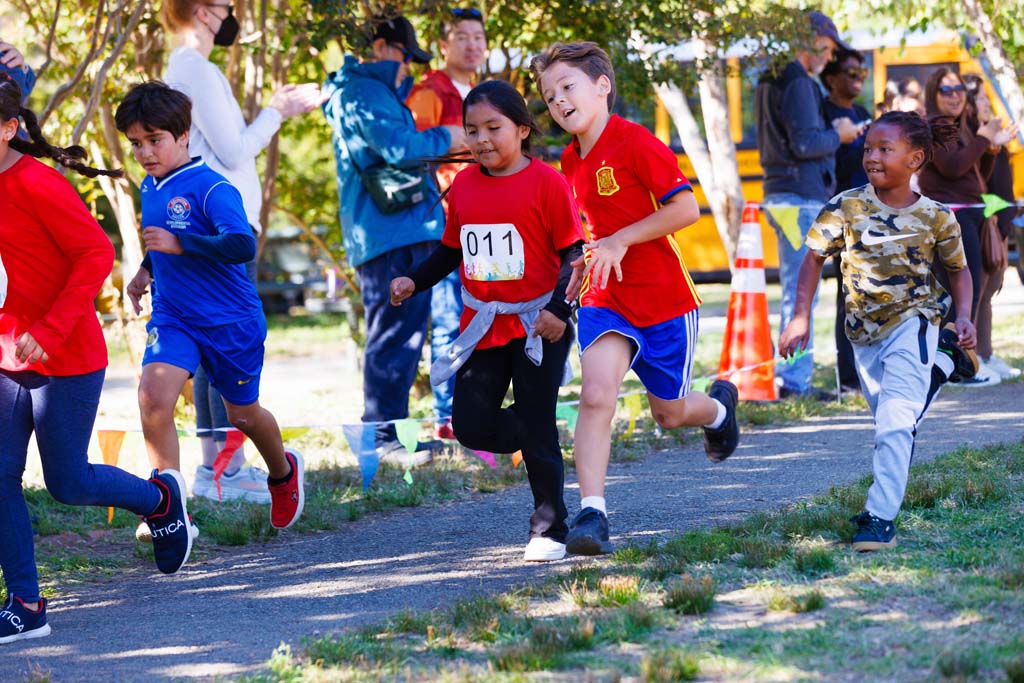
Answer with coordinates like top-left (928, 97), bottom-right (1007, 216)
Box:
top-left (937, 84), bottom-right (966, 96)
top-left (450, 7), bottom-right (483, 20)
top-left (843, 67), bottom-right (868, 80)
top-left (388, 43), bottom-right (414, 64)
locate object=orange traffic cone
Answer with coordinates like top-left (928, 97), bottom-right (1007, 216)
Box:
top-left (718, 203), bottom-right (777, 401)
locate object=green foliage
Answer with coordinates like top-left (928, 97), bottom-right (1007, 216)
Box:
top-left (936, 648), bottom-right (980, 679)
top-left (793, 547), bottom-right (836, 576)
top-left (597, 575), bottom-right (645, 606)
top-left (767, 589), bottom-right (826, 613)
top-left (642, 647), bottom-right (701, 682)
top-left (662, 573), bottom-right (716, 614)
top-left (1005, 655), bottom-right (1024, 683)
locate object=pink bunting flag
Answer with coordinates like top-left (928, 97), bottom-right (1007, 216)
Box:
top-left (472, 449), bottom-right (497, 470)
top-left (212, 429), bottom-right (248, 501)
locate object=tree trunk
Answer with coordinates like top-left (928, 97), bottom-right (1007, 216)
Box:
top-left (694, 38), bottom-right (744, 265)
top-left (962, 0), bottom-right (1024, 128)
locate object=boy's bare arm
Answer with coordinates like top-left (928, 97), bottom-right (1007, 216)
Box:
top-left (945, 266), bottom-right (976, 349)
top-left (779, 250), bottom-right (827, 358)
top-left (583, 191), bottom-right (699, 289)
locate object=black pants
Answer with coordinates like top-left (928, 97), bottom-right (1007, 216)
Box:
top-left (833, 254), bottom-right (859, 387)
top-left (452, 333), bottom-right (571, 543)
top-left (934, 207), bottom-right (983, 323)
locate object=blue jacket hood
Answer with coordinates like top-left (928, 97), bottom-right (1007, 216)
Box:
top-left (322, 55), bottom-right (452, 268)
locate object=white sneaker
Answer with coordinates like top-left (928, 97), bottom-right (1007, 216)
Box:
top-left (192, 465), bottom-right (271, 504)
top-left (984, 355), bottom-right (1021, 380)
top-left (135, 519), bottom-right (199, 544)
top-left (957, 359), bottom-right (1002, 388)
top-left (523, 536), bottom-right (567, 562)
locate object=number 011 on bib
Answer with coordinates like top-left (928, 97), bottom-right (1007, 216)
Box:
top-left (461, 223), bottom-right (526, 281)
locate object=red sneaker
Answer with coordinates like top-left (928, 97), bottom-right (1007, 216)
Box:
top-left (436, 420), bottom-right (455, 440)
top-left (269, 449), bottom-right (304, 529)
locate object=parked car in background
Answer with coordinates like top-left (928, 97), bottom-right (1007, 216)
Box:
top-left (257, 226), bottom-right (333, 314)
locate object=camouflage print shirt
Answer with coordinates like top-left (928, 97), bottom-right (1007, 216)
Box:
top-left (806, 184), bottom-right (966, 345)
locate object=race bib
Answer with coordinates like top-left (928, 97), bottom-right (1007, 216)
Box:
top-left (0, 251), bottom-right (7, 308)
top-left (460, 223), bottom-right (525, 281)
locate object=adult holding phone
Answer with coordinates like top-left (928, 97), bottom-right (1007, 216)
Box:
top-left (159, 0), bottom-right (322, 503)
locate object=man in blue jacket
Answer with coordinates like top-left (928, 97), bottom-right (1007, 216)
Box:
top-left (323, 15), bottom-right (466, 465)
top-left (755, 11), bottom-right (861, 399)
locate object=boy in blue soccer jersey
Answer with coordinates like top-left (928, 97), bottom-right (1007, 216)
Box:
top-left (115, 81), bottom-right (304, 535)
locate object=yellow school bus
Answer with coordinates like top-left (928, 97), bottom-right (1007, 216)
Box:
top-left (655, 29), bottom-right (1023, 282)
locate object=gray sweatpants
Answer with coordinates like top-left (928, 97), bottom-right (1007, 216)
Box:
top-left (853, 316), bottom-right (938, 521)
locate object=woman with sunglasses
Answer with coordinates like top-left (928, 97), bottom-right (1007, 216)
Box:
top-left (152, 1), bottom-right (322, 511)
top-left (918, 67), bottom-right (1017, 387)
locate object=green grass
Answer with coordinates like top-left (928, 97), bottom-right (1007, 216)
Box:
top-left (248, 441), bottom-right (1024, 682)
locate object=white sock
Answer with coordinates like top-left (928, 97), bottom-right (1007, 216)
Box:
top-left (705, 399), bottom-right (727, 430)
top-left (580, 496), bottom-right (607, 515)
top-left (934, 351), bottom-right (954, 380)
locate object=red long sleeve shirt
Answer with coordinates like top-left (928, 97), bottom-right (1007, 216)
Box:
top-left (0, 154), bottom-right (113, 375)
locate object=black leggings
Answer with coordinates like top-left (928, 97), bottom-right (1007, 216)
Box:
top-left (935, 207), bottom-right (983, 323)
top-left (452, 333), bottom-right (571, 543)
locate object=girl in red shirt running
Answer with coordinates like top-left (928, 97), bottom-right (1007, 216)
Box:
top-left (390, 80), bottom-right (584, 562)
top-left (0, 76), bottom-right (192, 644)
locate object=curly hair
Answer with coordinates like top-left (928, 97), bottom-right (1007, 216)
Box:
top-left (873, 110), bottom-right (958, 166)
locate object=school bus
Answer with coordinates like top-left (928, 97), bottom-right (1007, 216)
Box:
top-left (651, 29), bottom-right (1024, 282)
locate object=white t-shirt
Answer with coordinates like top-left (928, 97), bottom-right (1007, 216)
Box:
top-left (164, 46), bottom-right (282, 233)
top-left (452, 79), bottom-right (472, 100)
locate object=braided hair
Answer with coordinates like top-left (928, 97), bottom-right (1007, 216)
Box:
top-left (873, 110), bottom-right (959, 167)
top-left (0, 73), bottom-right (122, 178)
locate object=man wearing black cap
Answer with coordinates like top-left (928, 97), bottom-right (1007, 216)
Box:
top-left (322, 15), bottom-right (466, 466)
top-left (755, 9), bottom-right (862, 400)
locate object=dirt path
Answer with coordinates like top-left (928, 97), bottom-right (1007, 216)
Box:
top-left (9, 380), bottom-right (1024, 682)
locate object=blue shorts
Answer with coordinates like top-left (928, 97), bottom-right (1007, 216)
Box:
top-left (577, 306), bottom-right (698, 401)
top-left (142, 314), bottom-right (266, 406)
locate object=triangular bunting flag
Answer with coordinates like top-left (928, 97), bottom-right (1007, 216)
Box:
top-left (212, 429), bottom-right (248, 500)
top-left (403, 468), bottom-right (414, 485)
top-left (624, 394), bottom-right (643, 419)
top-left (176, 428), bottom-right (190, 437)
top-left (782, 346), bottom-right (811, 366)
top-left (98, 430), bottom-right (127, 524)
top-left (691, 377), bottom-right (711, 394)
top-left (981, 193), bottom-right (1012, 218)
top-left (280, 427), bottom-right (311, 441)
top-left (765, 206), bottom-right (802, 250)
top-left (555, 403), bottom-right (579, 431)
top-left (511, 451), bottom-right (523, 468)
top-left (472, 450), bottom-right (497, 470)
top-left (343, 423), bottom-right (378, 490)
top-left (395, 419), bottom-right (421, 454)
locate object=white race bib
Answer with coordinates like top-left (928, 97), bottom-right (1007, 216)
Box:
top-left (460, 223), bottom-right (525, 281)
top-left (0, 251), bottom-right (7, 308)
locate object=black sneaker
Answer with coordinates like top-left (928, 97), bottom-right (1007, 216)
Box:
top-left (850, 511), bottom-right (897, 552)
top-left (0, 596), bottom-right (50, 644)
top-left (565, 507), bottom-right (613, 555)
top-left (938, 323), bottom-right (978, 382)
top-left (143, 469), bottom-right (193, 574)
top-left (703, 379), bottom-right (740, 462)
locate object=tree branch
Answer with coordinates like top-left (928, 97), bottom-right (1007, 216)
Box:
top-left (40, 0), bottom-right (108, 126)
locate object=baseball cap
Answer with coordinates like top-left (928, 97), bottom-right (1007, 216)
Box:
top-left (807, 10), bottom-right (851, 52)
top-left (371, 16), bottom-right (431, 64)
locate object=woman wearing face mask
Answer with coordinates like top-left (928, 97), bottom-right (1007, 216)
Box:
top-left (918, 67), bottom-right (1017, 387)
top-left (155, 1), bottom-right (322, 510)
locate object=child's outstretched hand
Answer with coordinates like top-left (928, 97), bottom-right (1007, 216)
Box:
top-left (532, 309), bottom-right (566, 342)
top-left (779, 315), bottom-right (810, 359)
top-left (142, 227), bottom-right (183, 255)
top-left (390, 277), bottom-right (415, 306)
top-left (565, 253), bottom-right (586, 302)
top-left (955, 317), bottom-right (977, 350)
top-left (583, 234), bottom-right (627, 290)
top-left (126, 267), bottom-right (152, 315)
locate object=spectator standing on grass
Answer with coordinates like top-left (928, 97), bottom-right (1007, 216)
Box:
top-left (322, 14), bottom-right (467, 467)
top-left (160, 0), bottom-right (321, 502)
top-left (820, 48), bottom-right (871, 395)
top-left (962, 73), bottom-right (1021, 381)
top-left (406, 7), bottom-right (488, 440)
top-left (755, 10), bottom-right (862, 400)
top-left (918, 67), bottom-right (1017, 387)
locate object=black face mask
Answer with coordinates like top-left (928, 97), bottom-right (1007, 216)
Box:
top-left (213, 12), bottom-right (239, 46)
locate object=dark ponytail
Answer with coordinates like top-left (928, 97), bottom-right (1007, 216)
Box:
top-left (874, 110), bottom-right (958, 167)
top-left (0, 74), bottom-right (122, 178)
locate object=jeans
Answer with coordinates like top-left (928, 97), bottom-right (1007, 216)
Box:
top-left (764, 192), bottom-right (824, 394)
top-left (452, 333), bottom-right (571, 542)
top-left (356, 242), bottom-right (435, 426)
top-left (0, 369), bottom-right (161, 601)
top-left (430, 269), bottom-right (462, 422)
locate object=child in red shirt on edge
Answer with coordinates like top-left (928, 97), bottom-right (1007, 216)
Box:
top-left (531, 42), bottom-right (741, 556)
top-left (0, 76), bottom-right (192, 644)
top-left (391, 80), bottom-right (585, 562)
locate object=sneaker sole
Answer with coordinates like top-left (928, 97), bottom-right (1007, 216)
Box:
top-left (0, 622), bottom-right (51, 644)
top-left (272, 450), bottom-right (305, 530)
top-left (523, 545), bottom-right (567, 562)
top-left (852, 538), bottom-right (897, 552)
top-left (565, 535), bottom-right (613, 556)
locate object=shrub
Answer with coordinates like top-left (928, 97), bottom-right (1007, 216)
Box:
top-left (662, 574), bottom-right (716, 615)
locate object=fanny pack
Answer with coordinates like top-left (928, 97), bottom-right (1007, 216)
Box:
top-left (359, 163), bottom-right (428, 215)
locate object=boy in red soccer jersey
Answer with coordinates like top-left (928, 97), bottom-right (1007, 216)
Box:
top-left (531, 42), bottom-right (741, 556)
